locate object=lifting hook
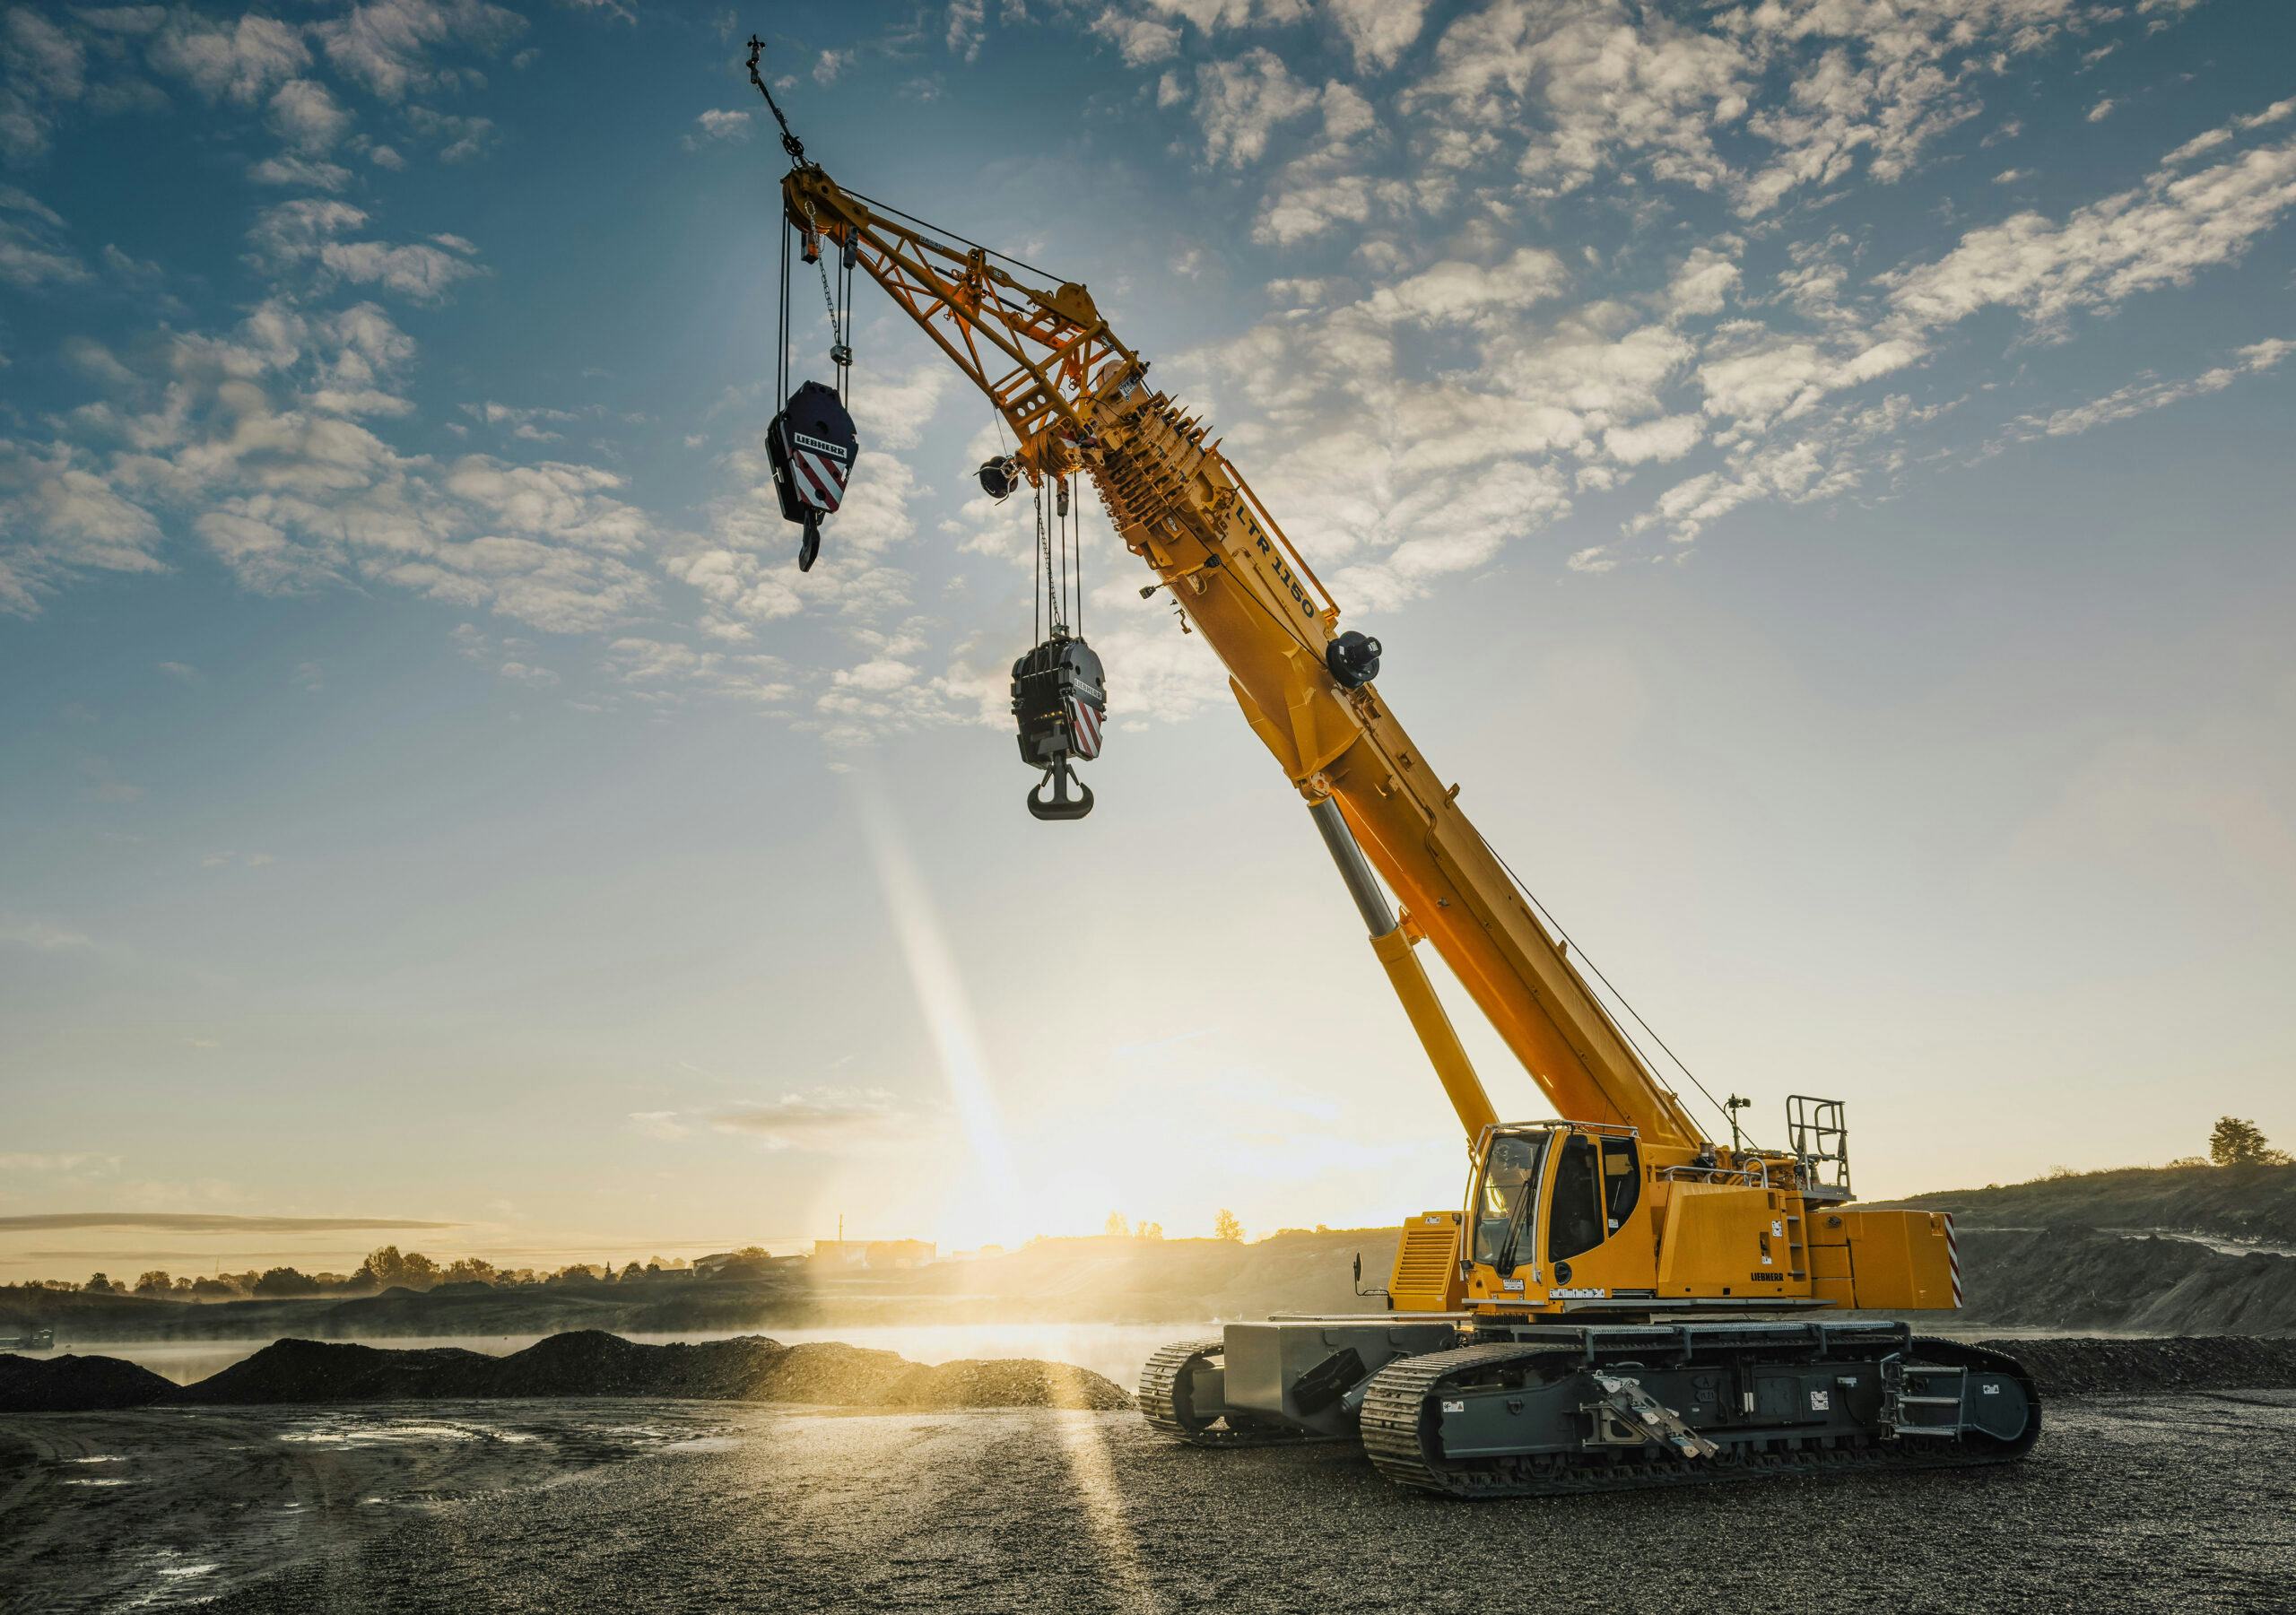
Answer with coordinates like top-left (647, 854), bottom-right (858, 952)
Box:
top-left (1027, 756), bottom-right (1095, 821)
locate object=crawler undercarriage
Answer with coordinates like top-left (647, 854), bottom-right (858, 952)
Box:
top-left (1142, 1317), bottom-right (2039, 1498)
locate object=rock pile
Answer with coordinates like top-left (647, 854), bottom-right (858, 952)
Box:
top-left (881, 1358), bottom-right (1135, 1411)
top-left (0, 1351), bottom-right (174, 1412)
top-left (1983, 1334), bottom-right (2296, 1397)
top-left (1, 1333), bottom-right (1136, 1414)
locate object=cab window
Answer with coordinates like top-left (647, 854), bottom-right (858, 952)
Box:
top-left (1547, 1134), bottom-right (1605, 1262)
top-left (1600, 1137), bottom-right (1640, 1233)
top-left (1470, 1133), bottom-right (1545, 1267)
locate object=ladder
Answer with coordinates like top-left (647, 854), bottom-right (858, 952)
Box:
top-left (1880, 1357), bottom-right (1970, 1438)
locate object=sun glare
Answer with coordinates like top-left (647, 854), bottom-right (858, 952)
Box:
top-left (857, 777), bottom-right (1028, 1250)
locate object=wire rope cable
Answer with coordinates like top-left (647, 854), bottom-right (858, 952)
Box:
top-left (840, 187), bottom-right (1063, 283)
top-left (1469, 828), bottom-right (1744, 1146)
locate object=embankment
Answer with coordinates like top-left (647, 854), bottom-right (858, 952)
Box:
top-left (0, 1330), bottom-right (1129, 1415)
top-left (8, 1331), bottom-right (2295, 1414)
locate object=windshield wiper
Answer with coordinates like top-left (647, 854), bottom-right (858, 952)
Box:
top-left (1491, 1183), bottom-right (1538, 1280)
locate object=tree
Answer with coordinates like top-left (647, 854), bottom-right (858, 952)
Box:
top-left (2209, 1116), bottom-right (2292, 1168)
top-left (1136, 1221), bottom-right (1164, 1240)
top-left (443, 1257), bottom-right (500, 1286)
top-left (358, 1246), bottom-right (443, 1291)
top-left (83, 1272), bottom-right (117, 1294)
top-left (133, 1270), bottom-right (173, 1297)
top-left (1104, 1211), bottom-right (1131, 1237)
top-left (253, 1267), bottom-right (321, 1298)
top-left (1213, 1209), bottom-right (1244, 1243)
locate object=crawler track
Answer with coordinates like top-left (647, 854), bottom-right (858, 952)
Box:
top-left (1137, 1339), bottom-right (1322, 1448)
top-left (1359, 1335), bottom-right (2040, 1498)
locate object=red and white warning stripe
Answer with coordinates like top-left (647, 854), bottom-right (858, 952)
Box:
top-left (789, 447), bottom-right (848, 513)
top-left (1066, 694), bottom-right (1101, 759)
top-left (1944, 1212), bottom-right (1962, 1307)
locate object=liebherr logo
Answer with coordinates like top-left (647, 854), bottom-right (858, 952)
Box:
top-left (792, 431), bottom-right (849, 461)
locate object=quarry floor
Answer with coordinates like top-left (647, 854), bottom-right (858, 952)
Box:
top-left (4, 1393), bottom-right (2292, 1614)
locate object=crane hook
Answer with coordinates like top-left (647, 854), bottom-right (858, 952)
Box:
top-left (1027, 756), bottom-right (1094, 821)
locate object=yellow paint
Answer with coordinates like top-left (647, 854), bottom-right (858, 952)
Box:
top-left (790, 161), bottom-right (1961, 1326)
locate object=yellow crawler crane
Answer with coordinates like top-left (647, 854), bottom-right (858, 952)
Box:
top-left (749, 47), bottom-right (2037, 1495)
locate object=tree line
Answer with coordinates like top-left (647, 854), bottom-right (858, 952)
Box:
top-left (40, 1246), bottom-right (698, 1300)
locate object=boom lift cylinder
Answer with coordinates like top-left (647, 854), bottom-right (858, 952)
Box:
top-left (1308, 797), bottom-right (1496, 1142)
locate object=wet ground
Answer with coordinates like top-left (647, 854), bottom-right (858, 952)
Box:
top-left (4, 1393), bottom-right (2292, 1614)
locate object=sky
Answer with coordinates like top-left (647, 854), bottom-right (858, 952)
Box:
top-left (2, 0), bottom-right (2292, 1284)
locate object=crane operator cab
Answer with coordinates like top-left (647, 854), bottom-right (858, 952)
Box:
top-left (1465, 1123), bottom-right (1643, 1306)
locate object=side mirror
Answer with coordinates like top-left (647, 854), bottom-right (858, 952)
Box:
top-left (1352, 1253), bottom-right (1362, 1286)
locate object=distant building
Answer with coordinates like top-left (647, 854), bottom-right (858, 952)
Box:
top-left (811, 1238), bottom-right (935, 1270)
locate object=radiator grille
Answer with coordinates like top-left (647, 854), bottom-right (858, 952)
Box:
top-left (1390, 1219), bottom-right (1460, 1307)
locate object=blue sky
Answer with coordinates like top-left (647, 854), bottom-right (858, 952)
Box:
top-left (3, 1), bottom-right (2292, 1280)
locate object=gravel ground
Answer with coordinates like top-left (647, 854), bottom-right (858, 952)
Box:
top-left (4, 1394), bottom-right (2292, 1614)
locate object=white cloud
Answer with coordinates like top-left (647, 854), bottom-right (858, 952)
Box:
top-left (0, 438), bottom-right (167, 612)
top-left (948, 0), bottom-right (987, 63)
top-left (249, 154), bottom-right (353, 191)
top-left (268, 79), bottom-right (352, 154)
top-left (317, 0), bottom-right (526, 102)
top-left (404, 105), bottom-right (495, 163)
top-left (0, 8), bottom-right (86, 161)
top-left (1361, 247), bottom-right (1568, 326)
top-left (250, 199), bottom-right (485, 302)
top-left (0, 187), bottom-right (87, 288)
top-left (1192, 48), bottom-right (1319, 167)
top-left (1665, 246), bottom-right (1739, 319)
top-left (1604, 413), bottom-right (1702, 465)
top-left (0, 914), bottom-right (95, 951)
top-left (848, 363), bottom-right (951, 451)
top-left (1883, 132), bottom-right (2296, 336)
top-left (1411, 0), bottom-right (1747, 200)
top-left (711, 1088), bottom-right (924, 1150)
top-left (1990, 338), bottom-right (2296, 447)
top-left (149, 11), bottom-right (308, 105)
top-left (1091, 9), bottom-right (1181, 66)
top-left (691, 108), bottom-right (752, 144)
top-left (1326, 0), bottom-right (1432, 74)
top-left (22, 300), bottom-right (659, 633)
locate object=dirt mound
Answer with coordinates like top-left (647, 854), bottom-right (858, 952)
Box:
top-left (188, 1340), bottom-right (500, 1403)
top-left (0, 1351), bottom-right (175, 1412)
top-left (124, 1333), bottom-right (1118, 1412)
top-left (879, 1358), bottom-right (1132, 1411)
top-left (482, 1332), bottom-right (787, 1399)
top-left (1892, 1160), bottom-right (2296, 1246)
top-left (744, 1341), bottom-right (918, 1405)
top-left (1986, 1335), bottom-right (2296, 1397)
top-left (1952, 1229), bottom-right (2296, 1333)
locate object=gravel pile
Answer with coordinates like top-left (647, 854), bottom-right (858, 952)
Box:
top-left (483, 1331), bottom-right (790, 1399)
top-left (1985, 1334), bottom-right (2296, 1396)
top-left (880, 1358), bottom-right (1135, 1411)
top-left (744, 1341), bottom-right (919, 1405)
top-left (0, 1333), bottom-right (1133, 1413)
top-left (189, 1341), bottom-right (499, 1403)
top-left (0, 1351), bottom-right (174, 1412)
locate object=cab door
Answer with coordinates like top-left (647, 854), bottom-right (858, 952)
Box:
top-left (1544, 1133), bottom-right (1647, 1295)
